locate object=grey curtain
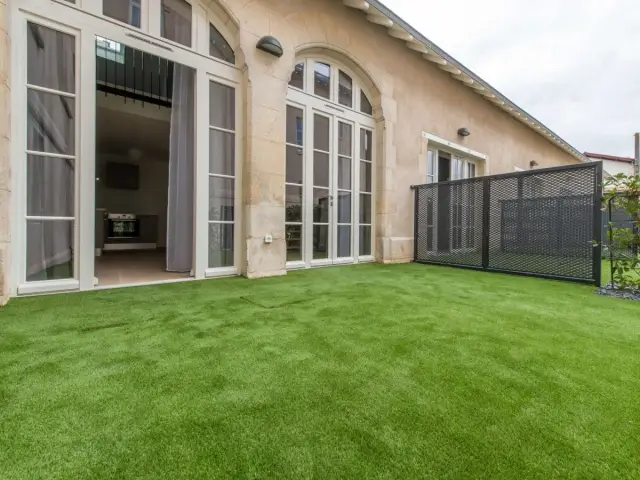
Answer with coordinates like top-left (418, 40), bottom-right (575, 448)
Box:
top-left (166, 64), bottom-right (195, 273)
top-left (25, 24), bottom-right (75, 281)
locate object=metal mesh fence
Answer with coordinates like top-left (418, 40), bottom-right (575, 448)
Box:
top-left (413, 162), bottom-right (603, 284)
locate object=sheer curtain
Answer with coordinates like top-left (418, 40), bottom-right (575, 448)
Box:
top-left (166, 64), bottom-right (195, 273)
top-left (26, 24), bottom-right (76, 281)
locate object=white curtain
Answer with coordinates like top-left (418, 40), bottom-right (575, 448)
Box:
top-left (166, 64), bottom-right (195, 272)
top-left (26, 24), bottom-right (75, 281)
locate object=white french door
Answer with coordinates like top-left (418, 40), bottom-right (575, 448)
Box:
top-left (12, 0), bottom-right (242, 295)
top-left (286, 86), bottom-right (374, 269)
top-left (310, 111), bottom-right (355, 265)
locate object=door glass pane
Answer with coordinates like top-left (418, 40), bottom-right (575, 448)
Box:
top-left (314, 115), bottom-right (330, 151)
top-left (27, 156), bottom-right (75, 217)
top-left (209, 82), bottom-right (235, 130)
top-left (26, 220), bottom-right (74, 281)
top-left (208, 223), bottom-right (234, 268)
top-left (103, 0), bottom-right (141, 28)
top-left (209, 177), bottom-right (234, 221)
top-left (427, 150), bottom-right (436, 183)
top-left (285, 186), bottom-right (302, 223)
top-left (338, 157), bottom-right (351, 190)
top-left (338, 71), bottom-right (353, 107)
top-left (289, 62), bottom-right (304, 90)
top-left (286, 106), bottom-right (303, 146)
top-left (27, 90), bottom-right (75, 155)
top-left (286, 225), bottom-right (302, 262)
top-left (313, 225), bottom-right (329, 259)
top-left (313, 189), bottom-right (329, 222)
top-left (359, 226), bottom-right (372, 256)
top-left (338, 122), bottom-right (352, 157)
top-left (361, 91), bottom-right (373, 115)
top-left (360, 129), bottom-right (372, 161)
top-left (337, 226), bottom-right (351, 258)
top-left (27, 23), bottom-right (76, 93)
top-left (469, 163), bottom-right (476, 178)
top-left (209, 23), bottom-right (235, 64)
top-left (360, 161), bottom-right (372, 192)
top-left (161, 0), bottom-right (192, 47)
top-left (314, 62), bottom-right (331, 99)
top-left (209, 130), bottom-right (235, 176)
top-left (338, 193), bottom-right (351, 223)
top-left (359, 194), bottom-right (372, 224)
top-left (286, 146), bottom-right (303, 185)
top-left (313, 152), bottom-right (329, 188)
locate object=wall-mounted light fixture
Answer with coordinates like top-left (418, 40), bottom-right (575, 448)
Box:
top-left (256, 36), bottom-right (283, 58)
top-left (457, 127), bottom-right (470, 137)
top-left (529, 160), bottom-right (539, 168)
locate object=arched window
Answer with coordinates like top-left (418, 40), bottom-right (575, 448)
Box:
top-left (285, 58), bottom-right (376, 269)
top-left (209, 23), bottom-right (235, 64)
top-left (288, 60), bottom-right (374, 116)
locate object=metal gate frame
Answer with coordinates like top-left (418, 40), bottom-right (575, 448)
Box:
top-left (411, 162), bottom-right (603, 285)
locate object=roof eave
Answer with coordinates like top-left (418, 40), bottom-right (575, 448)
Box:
top-left (342, 0), bottom-right (588, 163)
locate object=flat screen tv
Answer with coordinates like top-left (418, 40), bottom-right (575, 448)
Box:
top-left (106, 162), bottom-right (139, 190)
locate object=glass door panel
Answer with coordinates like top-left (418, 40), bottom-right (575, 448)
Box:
top-left (335, 120), bottom-right (353, 260)
top-left (312, 113), bottom-right (331, 260)
top-left (359, 128), bottom-right (373, 256)
top-left (25, 22), bottom-right (77, 282)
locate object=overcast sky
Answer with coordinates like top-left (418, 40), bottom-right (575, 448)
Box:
top-left (382, 0), bottom-right (639, 157)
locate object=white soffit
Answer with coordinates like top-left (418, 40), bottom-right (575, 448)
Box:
top-left (342, 0), bottom-right (587, 162)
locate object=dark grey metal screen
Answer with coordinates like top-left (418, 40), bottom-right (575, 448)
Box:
top-left (413, 162), bottom-right (603, 284)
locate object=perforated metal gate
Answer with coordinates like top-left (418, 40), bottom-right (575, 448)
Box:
top-left (412, 162), bottom-right (603, 284)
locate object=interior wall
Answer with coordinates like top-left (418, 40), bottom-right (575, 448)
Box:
top-left (95, 94), bottom-right (171, 247)
top-left (95, 155), bottom-right (169, 247)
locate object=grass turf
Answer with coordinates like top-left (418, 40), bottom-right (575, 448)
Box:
top-left (1, 263), bottom-right (639, 479)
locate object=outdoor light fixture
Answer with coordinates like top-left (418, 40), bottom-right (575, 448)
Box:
top-left (530, 160), bottom-right (539, 168)
top-left (256, 36), bottom-right (283, 57)
top-left (457, 127), bottom-right (470, 137)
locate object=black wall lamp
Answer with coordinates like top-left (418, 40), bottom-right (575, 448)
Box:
top-left (256, 36), bottom-right (283, 58)
top-left (457, 127), bottom-right (470, 137)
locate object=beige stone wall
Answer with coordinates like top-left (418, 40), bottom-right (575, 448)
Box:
top-left (0, 0), bottom-right (582, 295)
top-left (227, 0), bottom-right (580, 268)
top-left (0, 0), bottom-right (10, 304)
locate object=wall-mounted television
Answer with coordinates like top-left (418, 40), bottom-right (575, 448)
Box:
top-left (106, 162), bottom-right (139, 190)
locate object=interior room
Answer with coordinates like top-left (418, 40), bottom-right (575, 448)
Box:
top-left (94, 37), bottom-right (195, 286)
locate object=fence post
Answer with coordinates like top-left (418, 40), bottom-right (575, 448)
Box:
top-left (413, 187), bottom-right (419, 262)
top-left (593, 162), bottom-right (603, 287)
top-left (482, 178), bottom-right (490, 270)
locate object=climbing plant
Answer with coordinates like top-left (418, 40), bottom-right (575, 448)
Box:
top-left (602, 173), bottom-right (640, 290)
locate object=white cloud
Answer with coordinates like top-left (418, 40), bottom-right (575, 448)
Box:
top-left (382, 0), bottom-right (639, 157)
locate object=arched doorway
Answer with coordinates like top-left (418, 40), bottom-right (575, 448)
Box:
top-left (284, 55), bottom-right (377, 269)
top-left (11, 0), bottom-right (243, 295)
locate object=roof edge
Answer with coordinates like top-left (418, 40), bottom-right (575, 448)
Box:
top-left (352, 0), bottom-right (587, 163)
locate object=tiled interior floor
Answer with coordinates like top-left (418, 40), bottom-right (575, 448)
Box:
top-left (95, 250), bottom-right (191, 286)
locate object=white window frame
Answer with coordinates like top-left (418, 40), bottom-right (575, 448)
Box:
top-left (423, 132), bottom-right (487, 183)
top-left (12, 0), bottom-right (242, 296)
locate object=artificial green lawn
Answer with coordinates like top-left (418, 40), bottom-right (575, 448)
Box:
top-left (1, 264), bottom-right (639, 479)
